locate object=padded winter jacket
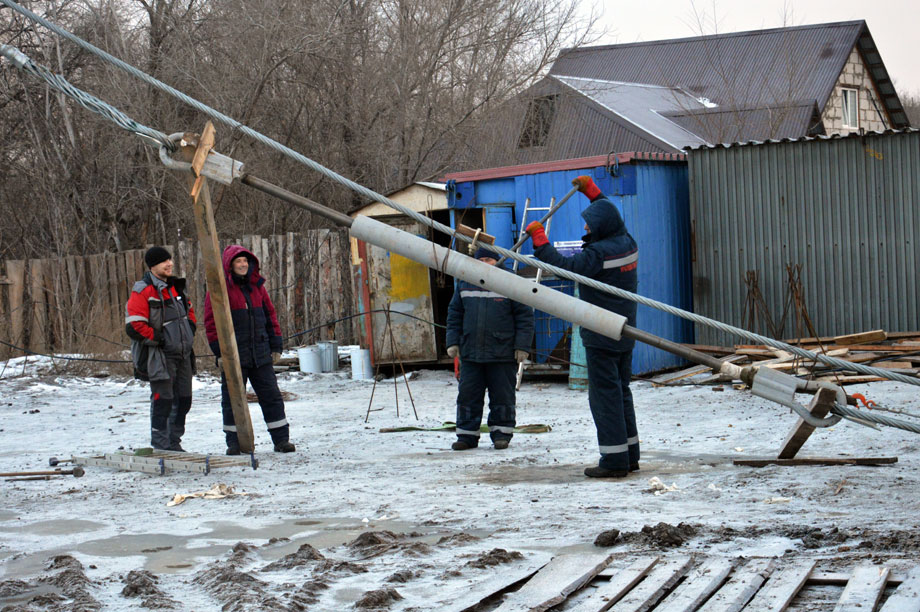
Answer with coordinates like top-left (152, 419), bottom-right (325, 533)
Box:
top-left (534, 195), bottom-right (638, 352)
top-left (204, 245), bottom-right (283, 369)
top-left (125, 272), bottom-right (197, 380)
top-left (446, 272), bottom-right (534, 363)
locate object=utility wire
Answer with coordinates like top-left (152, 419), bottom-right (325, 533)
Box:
top-left (2, 2), bottom-right (918, 387)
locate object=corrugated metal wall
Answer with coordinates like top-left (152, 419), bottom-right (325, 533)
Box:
top-left (689, 131), bottom-right (920, 346)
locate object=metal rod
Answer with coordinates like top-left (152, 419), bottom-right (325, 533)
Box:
top-left (497, 185), bottom-right (579, 265)
top-left (621, 326), bottom-right (725, 371)
top-left (241, 174), bottom-right (354, 228)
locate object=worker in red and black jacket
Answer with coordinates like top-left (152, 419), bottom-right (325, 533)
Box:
top-left (525, 176), bottom-right (639, 479)
top-left (204, 245), bottom-right (294, 455)
top-left (125, 246), bottom-right (197, 451)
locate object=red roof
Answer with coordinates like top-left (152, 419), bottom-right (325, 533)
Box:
top-left (443, 152), bottom-right (685, 182)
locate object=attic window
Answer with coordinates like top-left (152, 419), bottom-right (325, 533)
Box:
top-left (842, 88), bottom-right (859, 129)
top-left (518, 95), bottom-right (557, 148)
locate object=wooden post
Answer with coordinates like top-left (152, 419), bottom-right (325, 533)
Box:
top-left (180, 123), bottom-right (255, 452)
top-left (777, 387), bottom-right (837, 459)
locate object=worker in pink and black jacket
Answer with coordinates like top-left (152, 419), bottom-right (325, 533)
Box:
top-left (204, 245), bottom-right (295, 455)
top-left (525, 176), bottom-right (639, 479)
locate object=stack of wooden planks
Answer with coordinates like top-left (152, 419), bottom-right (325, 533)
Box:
top-left (650, 330), bottom-right (920, 387)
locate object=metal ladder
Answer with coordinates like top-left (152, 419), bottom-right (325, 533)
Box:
top-left (512, 196), bottom-right (555, 284)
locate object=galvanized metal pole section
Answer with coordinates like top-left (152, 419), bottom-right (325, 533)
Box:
top-left (181, 125), bottom-right (255, 452)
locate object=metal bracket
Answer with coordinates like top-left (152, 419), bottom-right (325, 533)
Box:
top-left (158, 132), bottom-right (244, 185)
top-left (750, 367), bottom-right (842, 427)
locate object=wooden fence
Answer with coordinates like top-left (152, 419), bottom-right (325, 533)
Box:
top-left (0, 229), bottom-right (356, 361)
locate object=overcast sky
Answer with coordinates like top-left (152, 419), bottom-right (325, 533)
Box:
top-left (595, 0), bottom-right (919, 96)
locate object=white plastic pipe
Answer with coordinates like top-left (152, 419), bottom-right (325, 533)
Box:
top-left (350, 215), bottom-right (627, 341)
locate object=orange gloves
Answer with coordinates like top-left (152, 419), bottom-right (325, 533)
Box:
top-left (572, 175), bottom-right (602, 201)
top-left (525, 221), bottom-right (549, 248)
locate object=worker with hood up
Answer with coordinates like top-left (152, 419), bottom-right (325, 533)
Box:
top-left (525, 175), bottom-right (639, 478)
top-left (204, 245), bottom-right (295, 454)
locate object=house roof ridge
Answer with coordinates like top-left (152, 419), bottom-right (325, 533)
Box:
top-left (555, 19), bottom-right (865, 58)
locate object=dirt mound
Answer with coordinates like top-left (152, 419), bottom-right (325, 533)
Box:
top-left (0, 579), bottom-right (33, 597)
top-left (354, 587), bottom-right (403, 609)
top-left (386, 570), bottom-right (420, 583)
top-left (120, 569), bottom-right (178, 609)
top-left (194, 564), bottom-right (270, 612)
top-left (466, 548), bottom-right (524, 569)
top-left (45, 555), bottom-right (84, 572)
top-left (348, 530), bottom-right (400, 549)
top-left (437, 533), bottom-right (480, 546)
top-left (291, 578), bottom-right (330, 607)
top-left (594, 529), bottom-right (621, 547)
top-left (622, 522), bottom-right (697, 548)
top-left (261, 543), bottom-right (326, 571)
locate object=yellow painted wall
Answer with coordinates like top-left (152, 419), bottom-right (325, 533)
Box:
top-left (388, 252), bottom-right (430, 301)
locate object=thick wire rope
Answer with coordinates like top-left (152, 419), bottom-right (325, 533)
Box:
top-left (2, 0), bottom-right (918, 388)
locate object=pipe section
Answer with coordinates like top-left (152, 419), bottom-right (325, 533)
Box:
top-left (350, 216), bottom-right (627, 342)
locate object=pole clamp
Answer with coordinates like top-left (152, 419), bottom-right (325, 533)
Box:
top-left (158, 132), bottom-right (244, 185)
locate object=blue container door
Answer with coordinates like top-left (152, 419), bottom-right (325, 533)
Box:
top-left (484, 205), bottom-right (515, 249)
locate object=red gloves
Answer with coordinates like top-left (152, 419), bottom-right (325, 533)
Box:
top-left (525, 221), bottom-right (549, 248)
top-left (572, 175), bottom-right (602, 201)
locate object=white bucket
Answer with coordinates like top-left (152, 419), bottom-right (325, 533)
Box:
top-left (318, 341), bottom-right (339, 372)
top-left (350, 348), bottom-right (373, 380)
top-left (297, 346), bottom-right (322, 373)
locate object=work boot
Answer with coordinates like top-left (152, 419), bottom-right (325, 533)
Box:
top-left (169, 444), bottom-right (187, 453)
top-left (584, 465), bottom-right (629, 479)
top-left (451, 440), bottom-right (475, 451)
top-left (493, 440), bottom-right (509, 450)
top-left (629, 463), bottom-right (640, 472)
top-left (226, 445), bottom-right (241, 456)
top-left (274, 441), bottom-right (296, 453)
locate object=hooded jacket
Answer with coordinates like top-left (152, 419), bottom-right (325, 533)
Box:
top-left (204, 245), bottom-right (283, 368)
top-left (534, 195), bottom-right (638, 352)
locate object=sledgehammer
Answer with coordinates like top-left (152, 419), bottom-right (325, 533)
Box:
top-left (1, 467), bottom-right (85, 479)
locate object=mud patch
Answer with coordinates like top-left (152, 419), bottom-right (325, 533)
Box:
top-left (347, 530), bottom-right (429, 559)
top-left (0, 579), bottom-right (33, 597)
top-left (386, 570), bottom-right (421, 583)
top-left (466, 548), bottom-right (524, 569)
top-left (622, 523), bottom-right (697, 548)
top-left (194, 561), bottom-right (271, 612)
top-left (437, 532), bottom-right (480, 547)
top-left (35, 554), bottom-right (101, 611)
top-left (354, 587), bottom-right (403, 609)
top-left (261, 543), bottom-right (325, 571)
top-left (120, 569), bottom-right (178, 609)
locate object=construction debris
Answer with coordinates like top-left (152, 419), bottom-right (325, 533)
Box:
top-left (652, 330), bottom-right (920, 387)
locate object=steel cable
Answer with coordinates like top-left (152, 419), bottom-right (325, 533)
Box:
top-left (2, 0), bottom-right (917, 388)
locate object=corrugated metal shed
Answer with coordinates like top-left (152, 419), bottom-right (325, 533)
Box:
top-left (445, 154), bottom-right (693, 374)
top-left (688, 129), bottom-right (920, 346)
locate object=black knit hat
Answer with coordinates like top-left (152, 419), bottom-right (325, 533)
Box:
top-left (473, 246), bottom-right (500, 260)
top-left (144, 246), bottom-right (172, 268)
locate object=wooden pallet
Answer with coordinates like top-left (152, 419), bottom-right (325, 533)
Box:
top-left (458, 554), bottom-right (920, 612)
top-left (73, 449), bottom-right (258, 475)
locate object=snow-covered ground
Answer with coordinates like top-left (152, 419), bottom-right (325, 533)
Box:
top-left (1, 353), bottom-right (919, 610)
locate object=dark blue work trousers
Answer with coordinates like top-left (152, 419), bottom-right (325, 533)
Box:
top-left (585, 346), bottom-right (639, 471)
top-left (455, 361), bottom-right (517, 447)
top-left (221, 362), bottom-right (289, 447)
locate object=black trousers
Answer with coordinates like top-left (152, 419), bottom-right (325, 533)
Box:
top-left (585, 347), bottom-right (639, 471)
top-left (455, 360), bottom-right (517, 446)
top-left (149, 353), bottom-right (193, 450)
top-left (221, 362), bottom-right (289, 447)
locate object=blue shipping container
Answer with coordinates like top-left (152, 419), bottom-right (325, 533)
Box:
top-left (445, 154), bottom-right (693, 374)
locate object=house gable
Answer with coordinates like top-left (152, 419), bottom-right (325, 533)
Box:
top-left (821, 45), bottom-right (891, 133)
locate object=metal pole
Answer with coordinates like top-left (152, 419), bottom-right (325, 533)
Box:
top-left (496, 185), bottom-right (579, 266)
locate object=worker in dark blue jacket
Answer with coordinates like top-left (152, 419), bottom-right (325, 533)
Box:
top-left (525, 175), bottom-right (639, 478)
top-left (446, 246), bottom-right (534, 451)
